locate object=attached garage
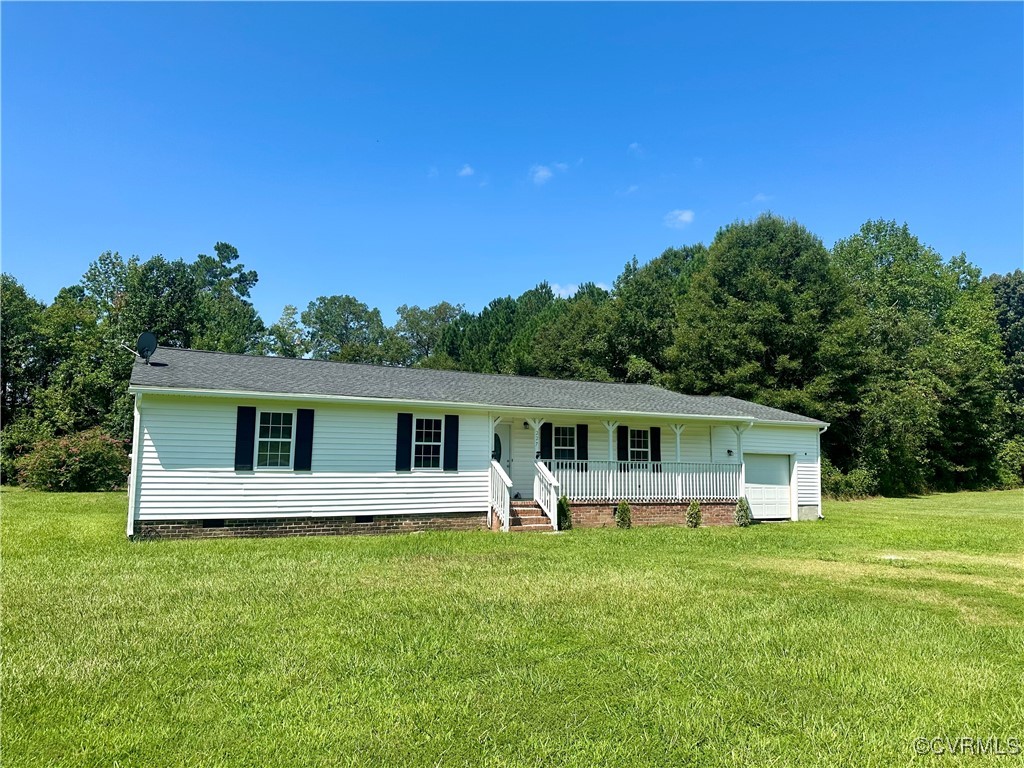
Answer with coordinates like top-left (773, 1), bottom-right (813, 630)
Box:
top-left (744, 453), bottom-right (792, 520)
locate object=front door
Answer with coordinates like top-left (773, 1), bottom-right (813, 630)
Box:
top-left (492, 424), bottom-right (513, 480)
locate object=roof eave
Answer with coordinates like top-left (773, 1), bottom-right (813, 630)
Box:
top-left (127, 384), bottom-right (828, 427)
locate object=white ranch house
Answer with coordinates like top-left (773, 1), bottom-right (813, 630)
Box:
top-left (126, 348), bottom-right (827, 538)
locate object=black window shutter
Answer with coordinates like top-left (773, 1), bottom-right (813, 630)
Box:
top-left (650, 427), bottom-right (662, 462)
top-left (540, 422), bottom-right (553, 460)
top-left (395, 413), bottom-right (413, 472)
top-left (443, 415), bottom-right (459, 471)
top-left (294, 409), bottom-right (315, 471)
top-left (576, 424), bottom-right (589, 460)
top-left (617, 425), bottom-right (629, 461)
top-left (234, 406), bottom-right (256, 471)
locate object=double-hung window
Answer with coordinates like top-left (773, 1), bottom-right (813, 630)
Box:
top-left (413, 417), bottom-right (443, 469)
top-left (257, 411), bottom-right (294, 468)
top-left (554, 425), bottom-right (576, 468)
top-left (628, 428), bottom-right (650, 463)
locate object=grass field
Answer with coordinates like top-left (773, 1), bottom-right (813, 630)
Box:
top-left (2, 490), bottom-right (1022, 767)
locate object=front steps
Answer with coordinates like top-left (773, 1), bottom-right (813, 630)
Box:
top-left (508, 500), bottom-right (552, 532)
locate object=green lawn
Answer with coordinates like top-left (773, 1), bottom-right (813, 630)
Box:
top-left (2, 490), bottom-right (1022, 767)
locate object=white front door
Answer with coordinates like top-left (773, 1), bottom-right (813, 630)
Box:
top-left (744, 453), bottom-right (792, 520)
top-left (492, 424), bottom-right (513, 481)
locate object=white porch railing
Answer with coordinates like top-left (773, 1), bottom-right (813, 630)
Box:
top-left (533, 460), bottom-right (560, 530)
top-left (489, 460), bottom-right (513, 532)
top-left (549, 460), bottom-right (741, 502)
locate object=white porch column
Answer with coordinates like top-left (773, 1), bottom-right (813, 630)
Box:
top-left (602, 420), bottom-right (618, 499)
top-left (671, 424), bottom-right (685, 499)
top-left (526, 418), bottom-right (545, 460)
top-left (732, 422), bottom-right (752, 499)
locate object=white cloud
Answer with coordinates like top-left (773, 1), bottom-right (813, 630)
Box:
top-left (457, 164), bottom-right (475, 177)
top-left (530, 164), bottom-right (554, 185)
top-left (663, 209), bottom-right (695, 229)
top-left (625, 184), bottom-right (639, 195)
top-left (553, 162), bottom-right (569, 172)
top-left (752, 192), bottom-right (771, 203)
top-left (628, 142), bottom-right (643, 157)
top-left (550, 281), bottom-right (612, 298)
top-left (427, 166), bottom-right (439, 178)
top-left (551, 282), bottom-right (578, 298)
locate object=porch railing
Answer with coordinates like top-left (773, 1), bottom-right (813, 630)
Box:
top-left (548, 460), bottom-right (741, 502)
top-left (533, 460), bottom-right (560, 530)
top-left (489, 460), bottom-right (513, 532)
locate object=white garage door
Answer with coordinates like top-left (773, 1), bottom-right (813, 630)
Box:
top-left (745, 453), bottom-right (791, 520)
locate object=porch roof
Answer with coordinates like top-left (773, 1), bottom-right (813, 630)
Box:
top-left (130, 347), bottom-right (826, 426)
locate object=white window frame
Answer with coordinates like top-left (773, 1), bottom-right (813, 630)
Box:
top-left (628, 428), bottom-right (650, 463)
top-left (412, 414), bottom-right (444, 471)
top-left (554, 425), bottom-right (576, 462)
top-left (255, 408), bottom-right (296, 470)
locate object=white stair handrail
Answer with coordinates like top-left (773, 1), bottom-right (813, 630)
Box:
top-left (490, 459), bottom-right (513, 532)
top-left (533, 460), bottom-right (560, 531)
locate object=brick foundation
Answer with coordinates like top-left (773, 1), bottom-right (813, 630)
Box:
top-left (568, 500), bottom-right (736, 528)
top-left (134, 511), bottom-right (488, 540)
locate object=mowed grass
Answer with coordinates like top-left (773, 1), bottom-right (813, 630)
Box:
top-left (2, 491), bottom-right (1022, 767)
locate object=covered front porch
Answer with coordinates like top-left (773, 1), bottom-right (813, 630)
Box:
top-left (487, 414), bottom-right (755, 532)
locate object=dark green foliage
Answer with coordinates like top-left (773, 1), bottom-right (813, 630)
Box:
top-left (301, 294), bottom-right (388, 363)
top-left (735, 497), bottom-right (752, 527)
top-left (0, 417), bottom-right (53, 485)
top-left (821, 458), bottom-right (880, 499)
top-left (614, 500), bottom-right (631, 529)
top-left (557, 495), bottom-right (573, 530)
top-left (686, 500), bottom-right (701, 528)
top-left (666, 215), bottom-right (866, 467)
top-left (0, 275), bottom-right (46, 429)
top-left (833, 222), bottom-right (1006, 493)
top-left (16, 428), bottom-right (130, 491)
top-left (995, 438), bottom-right (1024, 488)
top-left (265, 305), bottom-right (308, 358)
top-left (1, 219), bottom-right (1015, 496)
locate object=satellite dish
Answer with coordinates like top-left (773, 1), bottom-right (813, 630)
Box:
top-left (136, 332), bottom-right (158, 364)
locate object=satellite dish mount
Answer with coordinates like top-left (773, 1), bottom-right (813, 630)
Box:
top-left (136, 332), bottom-right (158, 364)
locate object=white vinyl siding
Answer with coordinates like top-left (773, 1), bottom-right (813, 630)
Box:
top-left (743, 424), bottom-right (821, 512)
top-left (135, 395), bottom-right (489, 519)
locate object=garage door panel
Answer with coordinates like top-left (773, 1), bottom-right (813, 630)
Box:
top-left (745, 454), bottom-right (791, 519)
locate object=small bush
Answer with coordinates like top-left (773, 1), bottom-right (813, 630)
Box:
top-left (686, 500), bottom-right (701, 528)
top-left (1, 417), bottom-right (53, 485)
top-left (822, 457), bottom-right (879, 499)
top-left (614, 500), bottom-right (632, 529)
top-left (17, 428), bottom-right (130, 491)
top-left (735, 497), bottom-right (752, 527)
top-left (557, 495), bottom-right (573, 530)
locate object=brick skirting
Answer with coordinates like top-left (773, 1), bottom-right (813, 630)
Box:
top-left (134, 511), bottom-right (488, 540)
top-left (568, 500), bottom-right (737, 527)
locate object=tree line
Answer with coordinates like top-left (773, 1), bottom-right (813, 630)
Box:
top-left (2, 215), bottom-right (1021, 494)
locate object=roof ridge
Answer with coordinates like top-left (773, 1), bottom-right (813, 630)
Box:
top-left (154, 346), bottom-right (680, 392)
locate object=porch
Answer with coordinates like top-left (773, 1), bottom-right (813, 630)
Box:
top-left (488, 458), bottom-right (743, 532)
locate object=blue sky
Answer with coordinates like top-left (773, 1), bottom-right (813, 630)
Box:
top-left (3, 2), bottom-right (1022, 324)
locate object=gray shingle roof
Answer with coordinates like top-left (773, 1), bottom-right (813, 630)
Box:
top-left (130, 347), bottom-right (826, 425)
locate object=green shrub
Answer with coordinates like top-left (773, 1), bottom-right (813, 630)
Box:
top-left (735, 497), bottom-right (752, 527)
top-left (686, 500), bottom-right (701, 528)
top-left (995, 438), bottom-right (1024, 488)
top-left (557, 495), bottom-right (573, 530)
top-left (822, 457), bottom-right (879, 499)
top-left (17, 428), bottom-right (130, 491)
top-left (614, 500), bottom-right (631, 529)
top-left (0, 417), bottom-right (53, 485)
